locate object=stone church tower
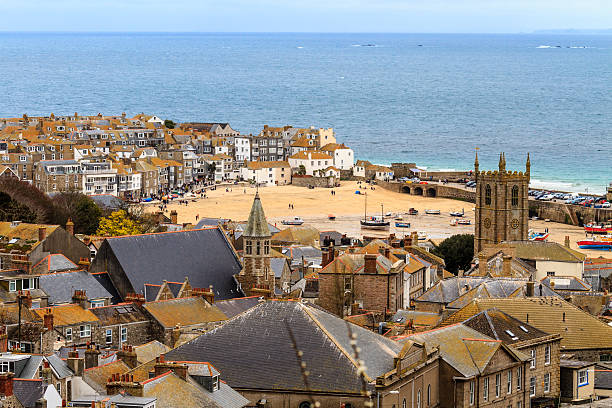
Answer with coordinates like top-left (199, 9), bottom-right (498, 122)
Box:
top-left (236, 192), bottom-right (275, 298)
top-left (474, 152), bottom-right (530, 253)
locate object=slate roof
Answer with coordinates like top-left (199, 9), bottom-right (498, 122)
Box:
top-left (541, 276), bottom-right (591, 291)
top-left (143, 297), bottom-right (227, 328)
top-left (13, 379), bottom-right (44, 408)
top-left (440, 297), bottom-right (612, 351)
top-left (319, 254), bottom-right (396, 275)
top-left (33, 253), bottom-right (78, 273)
top-left (194, 218), bottom-right (230, 229)
top-left (282, 245), bottom-right (322, 267)
top-left (90, 194), bottom-right (124, 210)
top-left (462, 308), bottom-right (551, 345)
top-left (595, 366), bottom-right (612, 390)
top-left (214, 296), bottom-right (261, 319)
top-left (90, 303), bottom-right (148, 326)
top-left (499, 241), bottom-right (586, 262)
top-left (270, 257), bottom-right (289, 278)
top-left (165, 301), bottom-right (402, 393)
top-left (102, 227), bottom-right (243, 300)
top-left (39, 270), bottom-right (113, 305)
top-left (91, 272), bottom-right (122, 304)
top-left (391, 310), bottom-right (443, 328)
top-left (46, 354), bottom-right (74, 379)
top-left (272, 226), bottom-right (320, 246)
top-left (243, 193), bottom-right (271, 238)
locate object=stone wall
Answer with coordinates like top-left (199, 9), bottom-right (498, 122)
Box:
top-left (529, 200), bottom-right (612, 226)
top-left (291, 175), bottom-right (336, 188)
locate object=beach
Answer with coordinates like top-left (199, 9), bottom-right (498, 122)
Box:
top-left (152, 181), bottom-right (604, 258)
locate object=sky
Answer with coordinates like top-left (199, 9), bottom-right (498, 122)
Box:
top-left (0, 0), bottom-right (611, 33)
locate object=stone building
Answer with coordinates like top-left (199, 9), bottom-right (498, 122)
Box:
top-left (474, 152), bottom-right (530, 253)
top-left (236, 193), bottom-right (275, 298)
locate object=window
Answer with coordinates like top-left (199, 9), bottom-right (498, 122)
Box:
top-left (79, 324), bottom-right (91, 337)
top-left (485, 184), bottom-right (492, 205)
top-left (578, 369), bottom-right (588, 386)
top-left (512, 185), bottom-right (519, 206)
top-left (91, 300), bottom-right (104, 308)
top-left (469, 380), bottom-right (475, 405)
top-left (56, 382), bottom-right (61, 395)
top-left (547, 271), bottom-right (555, 276)
top-left (507, 370), bottom-right (512, 394)
top-left (530, 349), bottom-right (536, 368)
top-left (517, 402), bottom-right (521, 408)
top-left (9, 280), bottom-right (16, 292)
top-left (65, 328), bottom-right (72, 342)
top-left (417, 390), bottom-right (421, 408)
top-left (344, 276), bottom-right (352, 291)
top-left (483, 377), bottom-right (489, 401)
top-left (495, 373), bottom-right (501, 397)
top-left (245, 240), bottom-right (252, 255)
top-left (402, 399), bottom-right (406, 408)
top-left (545, 344), bottom-right (551, 365)
top-left (0, 361), bottom-right (15, 373)
top-left (256, 241), bottom-right (261, 255)
top-left (544, 373), bottom-right (550, 393)
top-left (517, 366), bottom-right (522, 390)
top-left (427, 385), bottom-right (431, 405)
top-left (121, 327), bottom-right (127, 342)
top-left (529, 377), bottom-right (536, 396)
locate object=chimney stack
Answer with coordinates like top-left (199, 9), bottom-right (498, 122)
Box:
top-left (170, 210), bottom-right (178, 224)
top-left (364, 254), bottom-right (377, 274)
top-left (84, 343), bottom-right (101, 369)
top-left (502, 255), bottom-right (512, 276)
top-left (125, 293), bottom-right (145, 307)
top-left (38, 226), bottom-right (47, 242)
top-left (43, 309), bottom-right (54, 331)
top-left (478, 253), bottom-right (488, 276)
top-left (564, 236), bottom-right (570, 248)
top-left (67, 350), bottom-right (85, 377)
top-left (66, 218), bottom-right (74, 235)
top-left (72, 290), bottom-right (88, 309)
top-left (384, 248), bottom-right (391, 259)
top-left (154, 357), bottom-right (188, 381)
top-left (117, 345), bottom-right (138, 369)
top-left (526, 281), bottom-right (535, 297)
top-left (0, 373), bottom-right (14, 397)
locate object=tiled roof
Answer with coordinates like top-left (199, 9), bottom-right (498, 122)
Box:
top-left (440, 297), bottom-right (612, 351)
top-left (320, 253), bottom-right (395, 275)
top-left (541, 276), bottom-right (591, 291)
top-left (101, 227), bottom-right (243, 301)
top-left (289, 151), bottom-right (331, 160)
top-left (143, 297), bottom-right (227, 328)
top-left (90, 303), bottom-right (148, 326)
top-left (462, 308), bottom-right (551, 345)
top-left (246, 160), bottom-right (289, 169)
top-left (391, 310), bottom-right (443, 328)
top-left (487, 241), bottom-right (586, 262)
top-left (271, 226), bottom-right (320, 246)
top-left (166, 301), bottom-right (402, 393)
top-left (33, 304), bottom-right (99, 326)
top-left (46, 354), bottom-right (74, 379)
top-left (39, 270), bottom-right (113, 305)
top-left (0, 222), bottom-right (59, 242)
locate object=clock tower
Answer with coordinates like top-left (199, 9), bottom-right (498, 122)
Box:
top-left (474, 152), bottom-right (530, 253)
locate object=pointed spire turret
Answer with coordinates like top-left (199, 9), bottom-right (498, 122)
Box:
top-left (244, 192), bottom-right (271, 238)
top-left (526, 152), bottom-right (531, 178)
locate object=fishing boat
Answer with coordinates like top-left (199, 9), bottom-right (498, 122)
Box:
top-left (282, 217), bottom-right (304, 226)
top-left (528, 230), bottom-right (549, 241)
top-left (584, 223), bottom-right (612, 234)
top-left (450, 209), bottom-right (465, 217)
top-left (360, 194), bottom-right (390, 230)
top-left (328, 214), bottom-right (336, 221)
top-left (577, 235), bottom-right (612, 250)
top-left (450, 219), bottom-right (458, 226)
top-left (395, 222), bottom-right (411, 228)
top-left (408, 208), bottom-right (418, 215)
top-left (425, 209), bottom-right (441, 215)
top-left (457, 219), bottom-right (471, 225)
top-left (417, 231), bottom-right (428, 240)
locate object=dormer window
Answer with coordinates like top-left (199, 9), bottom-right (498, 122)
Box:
top-left (212, 375), bottom-right (219, 391)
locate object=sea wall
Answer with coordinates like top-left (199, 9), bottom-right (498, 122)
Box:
top-left (377, 181), bottom-right (476, 202)
top-left (291, 175), bottom-right (336, 188)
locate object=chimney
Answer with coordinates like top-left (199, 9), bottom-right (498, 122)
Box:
top-left (350, 302), bottom-right (360, 316)
top-left (106, 373), bottom-right (144, 397)
top-left (192, 287), bottom-right (214, 304)
top-left (43, 309), bottom-right (54, 331)
top-left (0, 327), bottom-right (7, 353)
top-left (403, 236), bottom-right (412, 249)
top-left (384, 248), bottom-right (391, 259)
top-left (171, 324), bottom-right (181, 348)
top-left (526, 281), bottom-right (535, 297)
top-left (67, 350), bottom-right (85, 377)
top-left (502, 255), bottom-right (512, 276)
top-left (322, 248), bottom-right (334, 268)
top-left (125, 293), bottom-right (145, 307)
top-left (38, 226), bottom-right (47, 242)
top-left (17, 290), bottom-right (32, 309)
top-left (411, 231), bottom-right (419, 245)
top-left (72, 290), bottom-right (88, 309)
top-left (0, 373), bottom-right (14, 397)
top-left (564, 236), bottom-right (570, 248)
top-left (117, 345), bottom-right (138, 369)
top-left (170, 210), bottom-right (178, 224)
top-left (478, 253), bottom-right (487, 275)
top-left (42, 361), bottom-right (52, 384)
top-left (84, 343), bottom-right (101, 369)
top-left (364, 254), bottom-right (378, 274)
top-left (66, 218), bottom-right (74, 235)
top-left (154, 357), bottom-right (188, 381)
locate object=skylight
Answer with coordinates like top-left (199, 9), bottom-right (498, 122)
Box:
top-left (505, 329), bottom-right (519, 340)
top-left (519, 325), bottom-right (529, 333)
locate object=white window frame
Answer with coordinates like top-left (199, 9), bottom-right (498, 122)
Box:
top-left (483, 377), bottom-right (489, 401)
top-left (530, 349), bottom-right (536, 369)
top-left (9, 280), bottom-right (16, 292)
top-left (545, 344), bottom-right (551, 365)
top-left (507, 370), bottom-right (512, 394)
top-left (517, 366), bottom-right (522, 390)
top-left (121, 326), bottom-right (127, 342)
top-left (79, 324), bottom-right (91, 338)
top-left (578, 369), bottom-right (588, 386)
top-left (105, 329), bottom-right (112, 344)
top-left (544, 373), bottom-right (550, 393)
top-left (530, 377), bottom-right (536, 397)
top-left (495, 373), bottom-right (501, 397)
top-left (469, 380), bottom-right (475, 405)
top-left (65, 328), bottom-right (72, 342)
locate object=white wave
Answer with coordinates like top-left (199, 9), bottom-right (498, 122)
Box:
top-left (530, 178), bottom-right (605, 195)
top-left (297, 46), bottom-right (304, 49)
top-left (537, 45), bottom-right (553, 48)
top-left (437, 168), bottom-right (456, 172)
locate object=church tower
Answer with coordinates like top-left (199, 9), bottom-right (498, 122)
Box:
top-left (236, 192), bottom-right (275, 298)
top-left (474, 152), bottom-right (530, 253)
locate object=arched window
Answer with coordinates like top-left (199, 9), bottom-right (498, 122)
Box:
top-left (512, 185), bottom-right (519, 206)
top-left (417, 390), bottom-right (421, 408)
top-left (485, 184), bottom-right (492, 205)
top-left (245, 240), bottom-right (252, 255)
top-left (298, 402), bottom-right (311, 408)
top-left (402, 399), bottom-right (406, 408)
top-left (427, 385), bottom-right (431, 405)
top-left (264, 240), bottom-right (270, 255)
top-left (256, 241), bottom-right (261, 255)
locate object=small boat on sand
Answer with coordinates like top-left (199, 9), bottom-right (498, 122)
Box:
top-left (425, 209), bottom-right (441, 215)
top-left (584, 223), bottom-right (612, 234)
top-left (282, 217), bottom-right (304, 226)
top-left (360, 195), bottom-right (390, 230)
top-left (450, 209), bottom-right (465, 217)
top-left (577, 235), bottom-right (612, 250)
top-left (457, 219), bottom-right (471, 225)
top-left (328, 214), bottom-right (336, 221)
top-left (395, 222), bottom-right (411, 228)
top-left (450, 219), bottom-right (458, 226)
top-left (408, 208), bottom-right (418, 215)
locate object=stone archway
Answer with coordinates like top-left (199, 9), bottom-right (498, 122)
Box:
top-left (402, 186), bottom-right (411, 194)
top-left (427, 188), bottom-right (437, 198)
top-left (414, 186), bottom-right (424, 196)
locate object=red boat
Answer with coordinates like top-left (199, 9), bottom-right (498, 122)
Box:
top-left (577, 238), bottom-right (612, 251)
top-left (584, 224), bottom-right (612, 234)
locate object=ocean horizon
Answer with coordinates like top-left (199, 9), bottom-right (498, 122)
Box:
top-left (0, 32), bottom-right (610, 194)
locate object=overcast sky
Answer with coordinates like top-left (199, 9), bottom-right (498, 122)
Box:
top-left (1, 0), bottom-right (611, 33)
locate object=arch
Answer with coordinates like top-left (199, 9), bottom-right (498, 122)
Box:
top-left (0, 178), bottom-right (56, 224)
top-left (485, 184), bottom-right (492, 205)
top-left (401, 186), bottom-right (411, 194)
top-left (426, 188), bottom-right (437, 197)
top-left (414, 186), bottom-right (424, 196)
top-left (512, 185), bottom-right (519, 206)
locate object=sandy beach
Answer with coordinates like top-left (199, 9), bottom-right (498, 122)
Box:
top-left (151, 181), bottom-right (605, 258)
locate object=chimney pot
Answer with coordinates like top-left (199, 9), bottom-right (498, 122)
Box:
top-left (38, 226), bottom-right (47, 242)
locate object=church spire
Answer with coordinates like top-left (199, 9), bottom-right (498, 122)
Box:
top-left (244, 192), bottom-right (271, 238)
top-left (526, 152), bottom-right (531, 178)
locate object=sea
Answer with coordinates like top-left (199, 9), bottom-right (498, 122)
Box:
top-left (0, 32), bottom-right (610, 194)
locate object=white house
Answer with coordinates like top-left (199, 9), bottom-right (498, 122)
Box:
top-left (207, 153), bottom-right (234, 182)
top-left (240, 160), bottom-right (292, 186)
top-left (288, 151), bottom-right (333, 176)
top-left (368, 164), bottom-right (394, 181)
top-left (320, 143), bottom-right (354, 170)
top-left (235, 136), bottom-right (251, 161)
top-left (317, 166), bottom-right (340, 179)
top-left (353, 160), bottom-right (370, 178)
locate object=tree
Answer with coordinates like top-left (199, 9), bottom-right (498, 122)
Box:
top-left (432, 234), bottom-right (474, 275)
top-left (297, 165), bottom-right (306, 176)
top-left (96, 210), bottom-right (143, 237)
top-left (51, 191), bottom-right (102, 235)
top-left (164, 119), bottom-right (176, 129)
